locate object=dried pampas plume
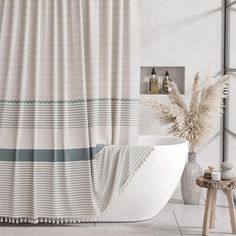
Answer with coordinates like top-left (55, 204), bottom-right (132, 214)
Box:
top-left (141, 73), bottom-right (230, 153)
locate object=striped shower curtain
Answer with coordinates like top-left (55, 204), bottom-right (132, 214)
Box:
top-left (0, 0), bottom-right (151, 223)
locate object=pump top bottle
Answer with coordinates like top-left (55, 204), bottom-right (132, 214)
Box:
top-left (162, 71), bottom-right (171, 94)
top-left (149, 68), bottom-right (158, 94)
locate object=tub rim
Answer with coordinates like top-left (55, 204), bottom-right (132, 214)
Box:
top-left (138, 135), bottom-right (188, 147)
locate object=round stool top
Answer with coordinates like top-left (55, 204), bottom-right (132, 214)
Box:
top-left (196, 176), bottom-right (236, 190)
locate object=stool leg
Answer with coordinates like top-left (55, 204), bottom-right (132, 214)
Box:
top-left (226, 190), bottom-right (236, 234)
top-left (203, 189), bottom-right (213, 236)
top-left (210, 189), bottom-right (217, 229)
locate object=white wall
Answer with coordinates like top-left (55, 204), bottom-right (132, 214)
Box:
top-left (139, 0), bottom-right (223, 170)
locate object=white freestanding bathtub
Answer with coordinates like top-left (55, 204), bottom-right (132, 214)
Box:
top-left (99, 135), bottom-right (188, 222)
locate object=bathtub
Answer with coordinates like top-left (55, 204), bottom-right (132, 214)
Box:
top-left (99, 135), bottom-right (188, 222)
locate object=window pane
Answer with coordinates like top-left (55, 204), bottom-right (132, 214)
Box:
top-left (226, 134), bottom-right (236, 176)
top-left (228, 72), bottom-right (236, 134)
top-left (228, 5), bottom-right (236, 69)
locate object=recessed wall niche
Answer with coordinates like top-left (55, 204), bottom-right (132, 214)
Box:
top-left (140, 66), bottom-right (185, 95)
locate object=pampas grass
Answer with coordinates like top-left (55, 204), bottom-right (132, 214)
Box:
top-left (141, 73), bottom-right (230, 152)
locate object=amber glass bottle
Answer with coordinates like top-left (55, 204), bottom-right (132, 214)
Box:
top-left (162, 71), bottom-right (171, 94)
top-left (149, 68), bottom-right (158, 94)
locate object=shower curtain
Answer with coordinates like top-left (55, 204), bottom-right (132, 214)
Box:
top-left (0, 0), bottom-right (152, 223)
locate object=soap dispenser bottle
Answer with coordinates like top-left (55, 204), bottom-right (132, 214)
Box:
top-left (149, 68), bottom-right (158, 94)
top-left (162, 71), bottom-right (171, 94)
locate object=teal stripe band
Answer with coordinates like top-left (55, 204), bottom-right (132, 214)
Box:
top-left (0, 144), bottom-right (105, 162)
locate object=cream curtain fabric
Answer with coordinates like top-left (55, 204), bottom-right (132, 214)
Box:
top-left (0, 0), bottom-right (140, 149)
top-left (0, 0), bottom-right (148, 223)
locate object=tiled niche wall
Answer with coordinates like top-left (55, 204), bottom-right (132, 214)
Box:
top-left (140, 66), bottom-right (185, 95)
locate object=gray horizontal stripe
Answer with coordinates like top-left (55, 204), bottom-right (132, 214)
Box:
top-left (0, 121), bottom-right (139, 128)
top-left (0, 98), bottom-right (139, 128)
top-left (0, 112), bottom-right (139, 118)
top-left (0, 145), bottom-right (105, 162)
top-left (0, 119), bottom-right (139, 123)
top-left (0, 123), bottom-right (139, 128)
top-left (0, 104), bottom-right (140, 109)
top-left (0, 105), bottom-right (137, 109)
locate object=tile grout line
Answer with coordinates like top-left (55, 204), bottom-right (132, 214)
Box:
top-left (173, 210), bottom-right (184, 236)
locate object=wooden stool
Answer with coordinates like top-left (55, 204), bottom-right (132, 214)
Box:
top-left (196, 176), bottom-right (236, 236)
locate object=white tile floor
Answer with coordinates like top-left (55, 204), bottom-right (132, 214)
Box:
top-left (0, 187), bottom-right (234, 236)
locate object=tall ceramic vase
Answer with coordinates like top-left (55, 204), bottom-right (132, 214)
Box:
top-left (181, 152), bottom-right (203, 205)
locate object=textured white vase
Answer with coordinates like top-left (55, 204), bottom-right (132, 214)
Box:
top-left (181, 152), bottom-right (203, 205)
top-left (221, 161), bottom-right (234, 180)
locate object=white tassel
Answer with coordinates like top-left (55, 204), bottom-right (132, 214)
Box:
top-left (0, 216), bottom-right (85, 224)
